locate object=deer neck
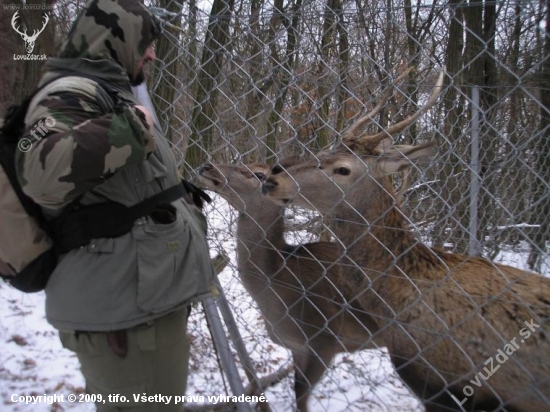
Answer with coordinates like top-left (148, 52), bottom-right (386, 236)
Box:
top-left (330, 181), bottom-right (426, 272)
top-left (236, 198), bottom-right (287, 270)
top-left (326, 181), bottom-right (445, 324)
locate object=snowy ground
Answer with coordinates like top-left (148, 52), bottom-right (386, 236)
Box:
top-left (0, 281), bottom-right (424, 412)
top-left (1, 196), bottom-right (548, 412)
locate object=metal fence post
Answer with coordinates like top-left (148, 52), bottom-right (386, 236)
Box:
top-left (202, 295), bottom-right (253, 412)
top-left (469, 86), bottom-right (481, 257)
top-left (212, 275), bottom-right (267, 397)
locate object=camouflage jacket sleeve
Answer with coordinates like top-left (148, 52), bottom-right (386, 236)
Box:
top-left (16, 77), bottom-right (155, 209)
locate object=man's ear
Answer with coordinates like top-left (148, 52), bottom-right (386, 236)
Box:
top-left (376, 142), bottom-right (436, 174)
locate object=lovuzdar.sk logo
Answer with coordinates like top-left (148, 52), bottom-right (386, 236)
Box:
top-left (11, 11), bottom-right (48, 61)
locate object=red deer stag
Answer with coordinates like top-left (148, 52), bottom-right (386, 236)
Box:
top-left (196, 162), bottom-right (380, 412)
top-left (262, 69), bottom-right (550, 412)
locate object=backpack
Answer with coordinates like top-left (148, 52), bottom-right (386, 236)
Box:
top-left (0, 77), bottom-right (70, 292)
top-left (0, 75), bottom-right (209, 293)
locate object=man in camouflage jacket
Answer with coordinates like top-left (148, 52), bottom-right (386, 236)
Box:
top-left (16, 0), bottom-right (215, 409)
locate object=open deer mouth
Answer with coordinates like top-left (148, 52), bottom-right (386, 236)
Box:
top-left (261, 178), bottom-right (277, 195)
top-left (200, 175), bottom-right (220, 187)
top-left (197, 164), bottom-right (224, 187)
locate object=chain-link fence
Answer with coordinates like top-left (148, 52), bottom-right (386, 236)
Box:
top-left (142, 0), bottom-right (550, 410)
top-left (148, 0), bottom-right (549, 263)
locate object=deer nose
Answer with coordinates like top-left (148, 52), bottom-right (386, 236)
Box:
top-left (262, 179), bottom-right (278, 194)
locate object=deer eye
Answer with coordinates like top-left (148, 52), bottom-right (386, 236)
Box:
top-left (254, 172), bottom-right (266, 181)
top-left (334, 167), bottom-right (350, 176)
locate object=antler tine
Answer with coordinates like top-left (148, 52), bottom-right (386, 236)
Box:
top-left (359, 68), bottom-right (446, 144)
top-left (343, 67), bottom-right (414, 142)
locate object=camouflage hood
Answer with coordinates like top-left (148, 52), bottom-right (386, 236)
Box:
top-left (58, 0), bottom-right (160, 82)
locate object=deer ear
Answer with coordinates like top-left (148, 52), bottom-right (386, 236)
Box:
top-left (376, 142), bottom-right (436, 174)
top-left (373, 137), bottom-right (393, 154)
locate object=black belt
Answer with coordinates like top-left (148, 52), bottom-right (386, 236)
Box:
top-left (51, 181), bottom-right (209, 254)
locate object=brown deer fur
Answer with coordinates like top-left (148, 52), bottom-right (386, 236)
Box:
top-left (196, 162), bottom-right (380, 412)
top-left (262, 141), bottom-right (550, 412)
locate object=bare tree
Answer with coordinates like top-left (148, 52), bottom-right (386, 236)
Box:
top-left (528, 0), bottom-right (550, 271)
top-left (150, 0), bottom-right (184, 143)
top-left (186, 0), bottom-right (235, 171)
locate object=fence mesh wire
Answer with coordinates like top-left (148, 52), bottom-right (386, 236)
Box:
top-left (142, 0), bottom-right (550, 410)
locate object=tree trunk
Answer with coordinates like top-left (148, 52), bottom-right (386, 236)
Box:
top-left (476, 0), bottom-right (499, 256)
top-left (528, 0), bottom-right (550, 271)
top-left (314, 0), bottom-right (340, 150)
top-left (150, 0), bottom-right (182, 143)
top-left (433, 0), bottom-right (469, 253)
top-left (185, 0), bottom-right (235, 173)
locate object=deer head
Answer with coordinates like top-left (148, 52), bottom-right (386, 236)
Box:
top-left (262, 68), bottom-right (445, 217)
top-left (196, 162), bottom-right (270, 212)
top-left (12, 11), bottom-right (49, 54)
top-left (197, 158), bottom-right (302, 212)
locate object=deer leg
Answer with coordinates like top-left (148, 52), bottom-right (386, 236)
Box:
top-left (292, 350), bottom-right (312, 412)
top-left (292, 344), bottom-right (336, 412)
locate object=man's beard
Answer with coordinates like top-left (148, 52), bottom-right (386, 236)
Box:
top-left (130, 69), bottom-right (145, 86)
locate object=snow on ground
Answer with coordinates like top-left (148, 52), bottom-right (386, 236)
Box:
top-left (0, 195), bottom-right (547, 411)
top-left (0, 286), bottom-right (93, 412)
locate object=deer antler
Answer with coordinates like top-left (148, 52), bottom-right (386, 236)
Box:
top-left (360, 69), bottom-right (446, 150)
top-left (343, 67), bottom-right (414, 141)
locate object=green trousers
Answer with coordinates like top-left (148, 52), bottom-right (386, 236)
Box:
top-left (59, 308), bottom-right (190, 411)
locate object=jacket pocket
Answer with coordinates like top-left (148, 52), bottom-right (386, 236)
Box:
top-left (133, 211), bottom-right (198, 313)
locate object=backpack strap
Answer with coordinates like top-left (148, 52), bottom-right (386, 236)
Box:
top-left (53, 181), bottom-right (211, 254)
top-left (35, 73), bottom-right (120, 113)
